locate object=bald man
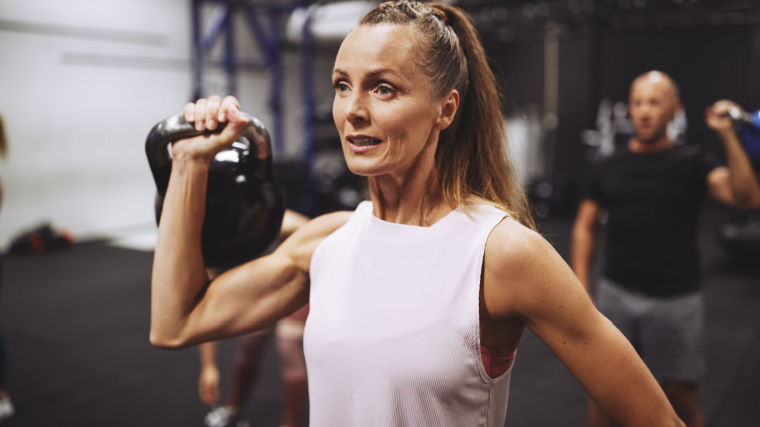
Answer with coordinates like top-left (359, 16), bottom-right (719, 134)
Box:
top-left (572, 71), bottom-right (760, 427)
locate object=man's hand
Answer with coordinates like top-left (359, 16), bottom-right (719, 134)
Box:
top-left (705, 99), bottom-right (741, 135)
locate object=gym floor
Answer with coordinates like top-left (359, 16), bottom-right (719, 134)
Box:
top-left (0, 201), bottom-right (758, 427)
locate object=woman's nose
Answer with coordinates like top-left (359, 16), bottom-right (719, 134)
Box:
top-left (345, 94), bottom-right (369, 123)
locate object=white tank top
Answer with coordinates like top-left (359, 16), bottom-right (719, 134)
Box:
top-left (305, 201), bottom-right (514, 426)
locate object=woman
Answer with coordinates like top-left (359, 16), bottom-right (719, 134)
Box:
top-left (151, 1), bottom-right (683, 425)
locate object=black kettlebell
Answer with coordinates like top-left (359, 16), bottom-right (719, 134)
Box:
top-left (145, 113), bottom-right (285, 269)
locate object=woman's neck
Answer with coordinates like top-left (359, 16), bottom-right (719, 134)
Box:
top-left (367, 154), bottom-right (454, 227)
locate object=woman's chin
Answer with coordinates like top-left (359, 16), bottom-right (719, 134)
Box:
top-left (344, 158), bottom-right (385, 178)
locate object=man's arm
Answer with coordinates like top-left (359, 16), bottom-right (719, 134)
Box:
top-left (705, 100), bottom-right (760, 211)
top-left (571, 199), bottom-right (601, 295)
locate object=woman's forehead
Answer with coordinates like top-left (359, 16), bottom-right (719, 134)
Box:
top-left (334, 24), bottom-right (419, 71)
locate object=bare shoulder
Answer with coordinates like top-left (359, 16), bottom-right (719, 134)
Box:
top-left (484, 217), bottom-right (583, 320)
top-left (485, 217), bottom-right (557, 270)
top-left (276, 210), bottom-right (354, 271)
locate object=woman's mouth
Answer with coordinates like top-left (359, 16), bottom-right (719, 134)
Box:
top-left (348, 137), bottom-right (382, 146)
top-left (347, 137), bottom-right (382, 153)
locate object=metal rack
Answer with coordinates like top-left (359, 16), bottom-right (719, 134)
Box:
top-left (189, 0), bottom-right (316, 162)
top-left (189, 0), bottom-right (320, 213)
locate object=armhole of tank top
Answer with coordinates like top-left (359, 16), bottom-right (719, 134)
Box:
top-left (309, 204), bottom-right (367, 274)
top-left (474, 210), bottom-right (513, 384)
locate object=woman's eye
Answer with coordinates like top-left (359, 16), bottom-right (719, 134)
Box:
top-left (377, 85), bottom-right (394, 96)
top-left (334, 82), bottom-right (349, 92)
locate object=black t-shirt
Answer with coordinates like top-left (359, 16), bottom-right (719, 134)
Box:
top-left (582, 144), bottom-right (719, 296)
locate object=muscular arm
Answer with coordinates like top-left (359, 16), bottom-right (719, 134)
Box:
top-left (150, 96), bottom-right (350, 349)
top-left (705, 100), bottom-right (760, 211)
top-left (193, 210), bottom-right (310, 378)
top-left (152, 208), bottom-right (348, 349)
top-left (484, 220), bottom-right (683, 426)
top-left (571, 199), bottom-right (600, 294)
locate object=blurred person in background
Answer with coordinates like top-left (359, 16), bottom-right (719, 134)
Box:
top-left (572, 70), bottom-right (760, 427)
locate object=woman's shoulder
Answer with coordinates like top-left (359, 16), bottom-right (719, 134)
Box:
top-left (486, 216), bottom-right (552, 262)
top-left (298, 210), bottom-right (355, 240)
top-left (483, 218), bottom-right (580, 318)
top-left (484, 218), bottom-right (566, 288)
top-left (274, 209), bottom-right (354, 265)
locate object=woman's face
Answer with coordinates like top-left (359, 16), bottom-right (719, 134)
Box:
top-left (332, 23), bottom-right (445, 178)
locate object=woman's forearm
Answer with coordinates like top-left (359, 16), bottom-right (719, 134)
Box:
top-left (150, 156), bottom-right (212, 348)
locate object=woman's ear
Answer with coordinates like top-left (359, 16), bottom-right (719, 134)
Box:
top-left (435, 89), bottom-right (460, 130)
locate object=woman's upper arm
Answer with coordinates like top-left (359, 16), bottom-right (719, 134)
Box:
top-left (484, 221), bottom-right (682, 426)
top-left (181, 211), bottom-right (351, 345)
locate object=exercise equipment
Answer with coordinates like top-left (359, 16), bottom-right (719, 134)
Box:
top-left (145, 113), bottom-right (285, 268)
top-left (729, 106), bottom-right (760, 167)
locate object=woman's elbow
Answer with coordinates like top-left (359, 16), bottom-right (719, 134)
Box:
top-left (149, 327), bottom-right (192, 350)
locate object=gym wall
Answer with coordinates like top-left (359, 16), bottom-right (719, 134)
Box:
top-left (0, 0), bottom-right (327, 249)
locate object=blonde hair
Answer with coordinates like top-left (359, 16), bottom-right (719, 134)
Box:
top-left (360, 1), bottom-right (534, 229)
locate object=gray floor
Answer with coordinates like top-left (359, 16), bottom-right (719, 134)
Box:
top-left (0, 202), bottom-right (758, 426)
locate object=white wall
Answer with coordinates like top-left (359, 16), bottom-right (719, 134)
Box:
top-left (0, 0), bottom-right (333, 249)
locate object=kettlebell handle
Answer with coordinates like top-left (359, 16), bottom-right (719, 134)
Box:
top-left (145, 113), bottom-right (271, 195)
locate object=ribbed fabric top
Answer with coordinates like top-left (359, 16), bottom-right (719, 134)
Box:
top-left (305, 201), bottom-right (513, 426)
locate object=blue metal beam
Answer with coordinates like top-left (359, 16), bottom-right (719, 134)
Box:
top-left (190, 0), bottom-right (317, 175)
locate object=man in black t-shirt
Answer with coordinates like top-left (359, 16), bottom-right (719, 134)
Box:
top-left (572, 71), bottom-right (760, 427)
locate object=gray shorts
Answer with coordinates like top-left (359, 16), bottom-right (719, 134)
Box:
top-left (596, 277), bottom-right (706, 383)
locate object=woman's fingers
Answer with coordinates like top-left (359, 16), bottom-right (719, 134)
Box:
top-left (194, 98), bottom-right (208, 131)
top-left (218, 106), bottom-right (247, 146)
top-left (182, 95), bottom-right (241, 130)
top-left (219, 96), bottom-right (241, 122)
top-left (174, 96), bottom-right (246, 159)
top-left (205, 95), bottom-right (223, 130)
top-left (183, 102), bottom-right (196, 122)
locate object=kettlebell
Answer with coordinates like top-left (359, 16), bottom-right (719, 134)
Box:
top-left (145, 112), bottom-right (285, 269)
top-left (729, 106), bottom-right (760, 168)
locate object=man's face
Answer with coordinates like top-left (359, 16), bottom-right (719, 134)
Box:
top-left (628, 76), bottom-right (679, 144)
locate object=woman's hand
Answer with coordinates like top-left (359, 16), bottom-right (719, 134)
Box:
top-left (172, 95), bottom-right (248, 163)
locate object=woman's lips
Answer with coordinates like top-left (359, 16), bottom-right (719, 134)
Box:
top-left (348, 137), bottom-right (381, 146)
top-left (347, 136), bottom-right (382, 153)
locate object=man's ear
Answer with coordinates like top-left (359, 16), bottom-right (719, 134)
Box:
top-left (435, 89), bottom-right (460, 131)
